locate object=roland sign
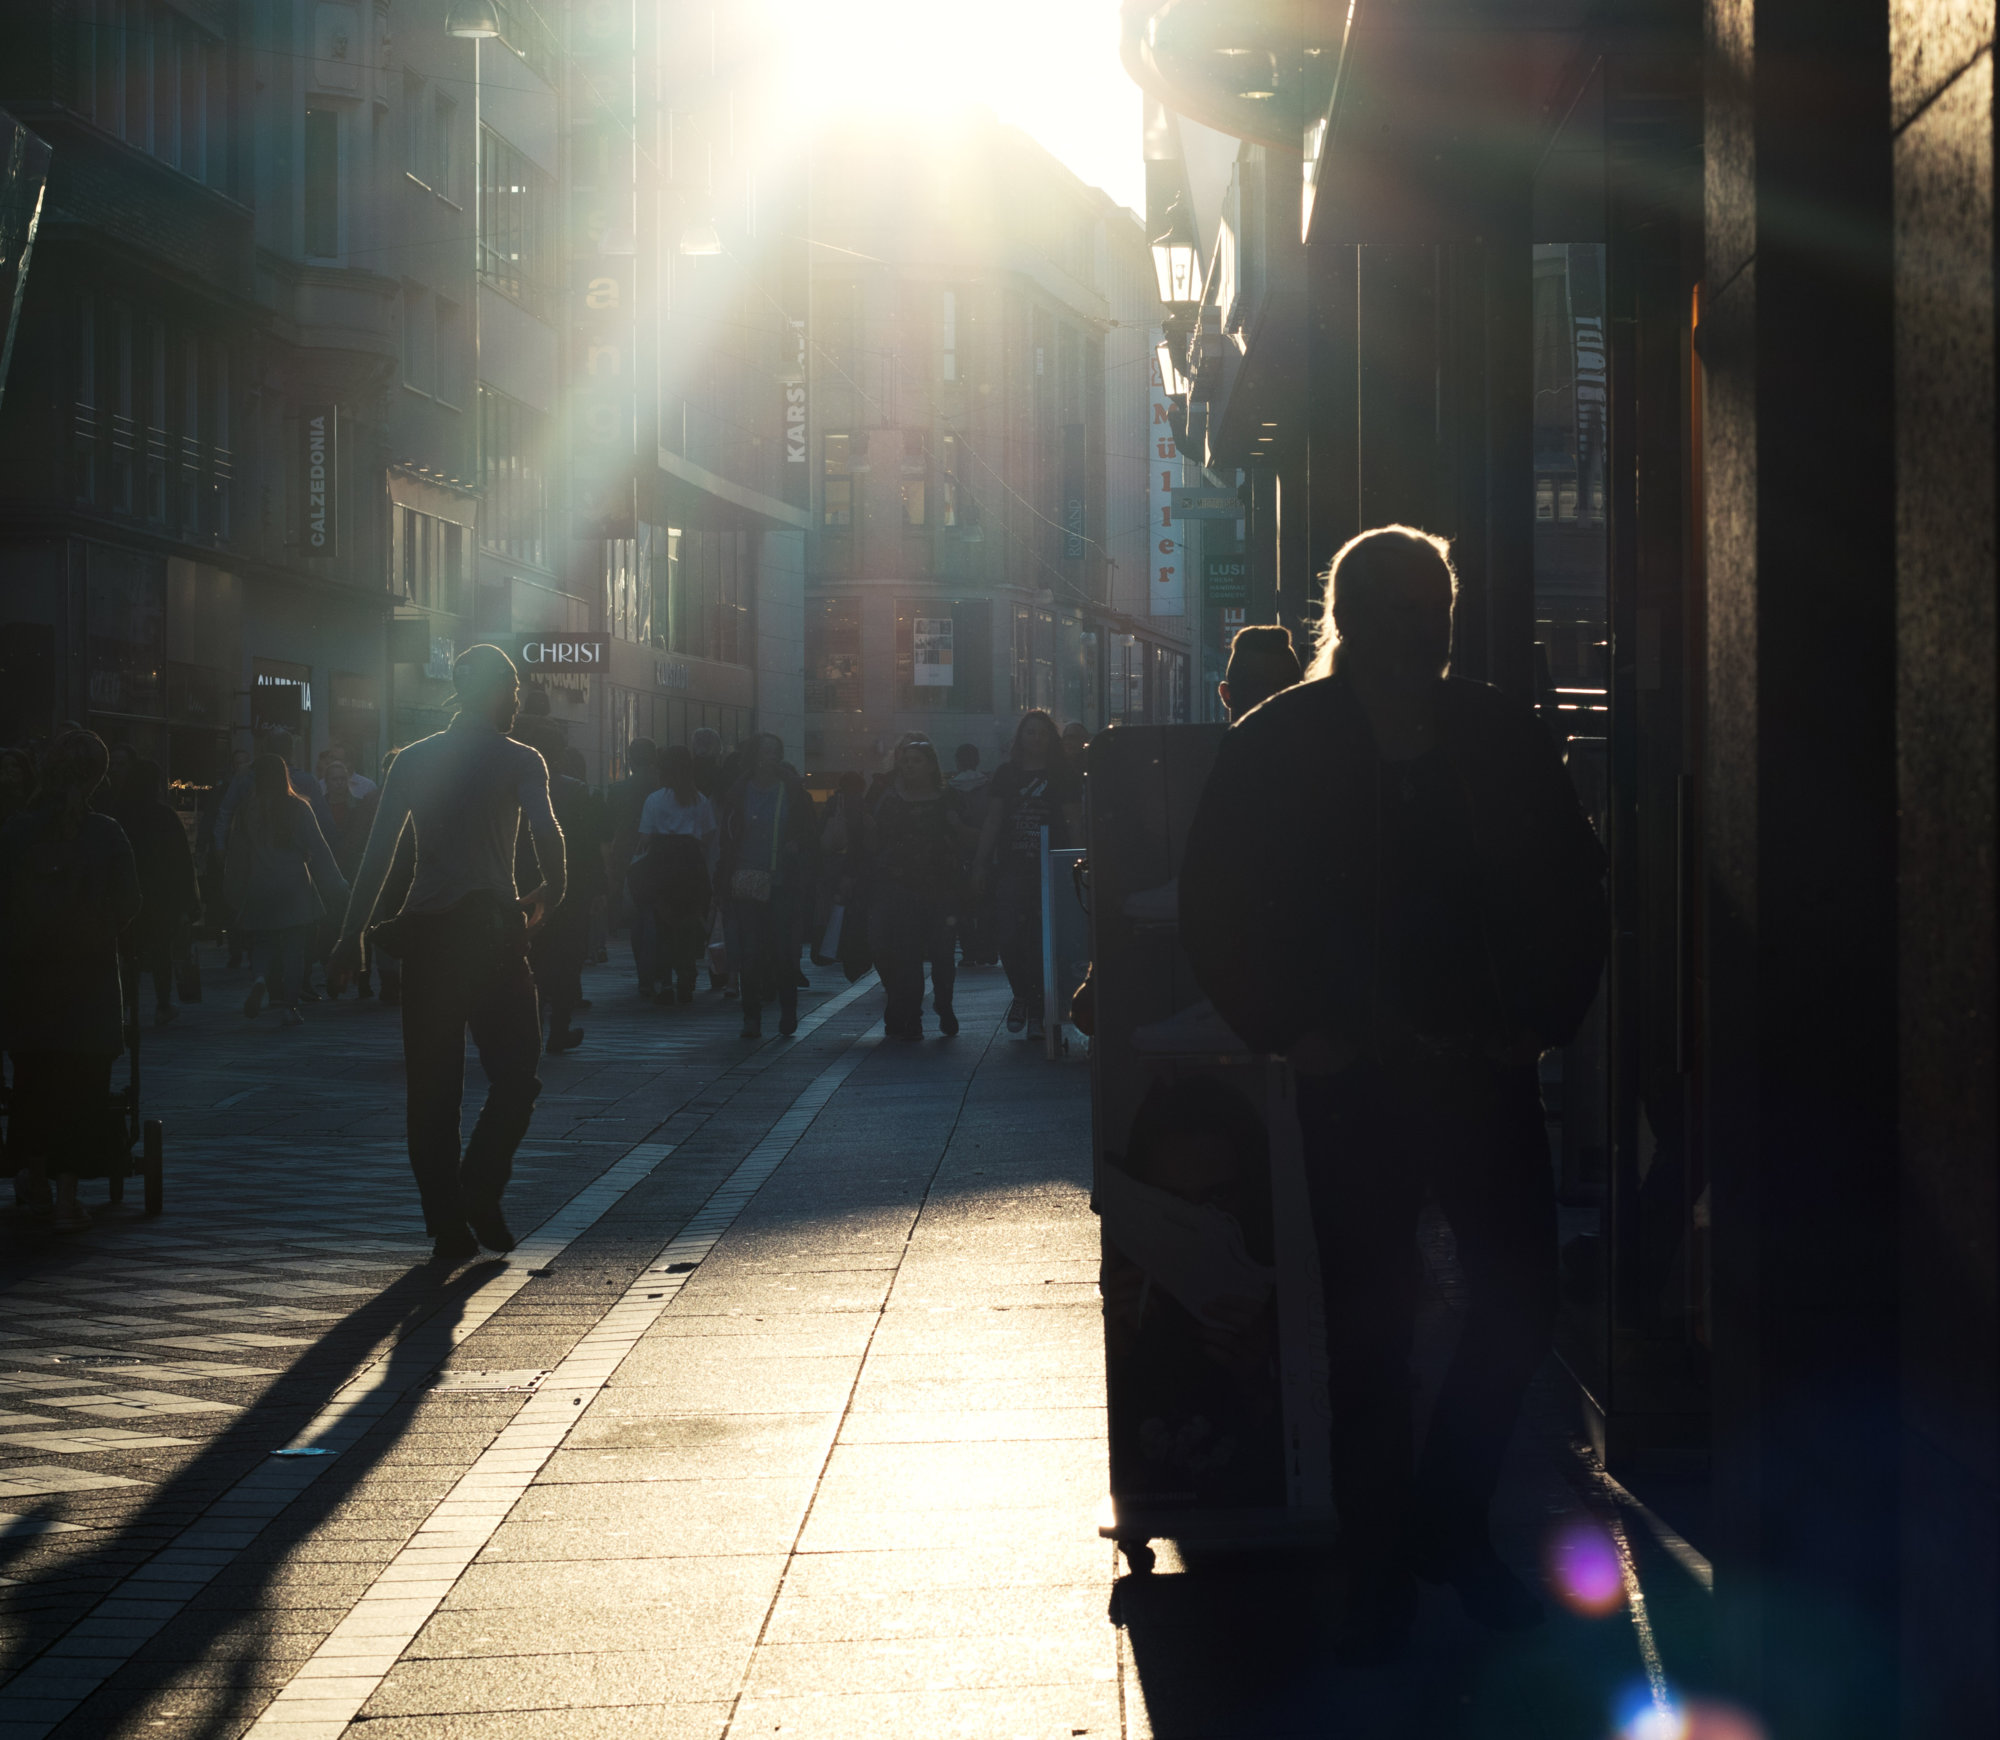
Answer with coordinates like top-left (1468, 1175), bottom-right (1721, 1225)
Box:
top-left (512, 634), bottom-right (609, 670)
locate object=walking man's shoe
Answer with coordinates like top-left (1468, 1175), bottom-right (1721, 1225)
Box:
top-left (1006, 999), bottom-right (1026, 1033)
top-left (431, 1225), bottom-right (479, 1265)
top-left (467, 1204), bottom-right (517, 1254)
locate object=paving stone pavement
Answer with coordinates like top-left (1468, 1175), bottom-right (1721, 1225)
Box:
top-left (1, 942), bottom-right (1714, 1739)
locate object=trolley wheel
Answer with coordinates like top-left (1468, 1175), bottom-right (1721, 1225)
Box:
top-left (1118, 1539), bottom-right (1156, 1575)
top-left (142, 1120), bottom-right (164, 1217)
top-left (106, 1168), bottom-right (125, 1205)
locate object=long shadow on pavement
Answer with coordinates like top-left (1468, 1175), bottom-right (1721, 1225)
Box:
top-left (0, 1257), bottom-right (509, 1738)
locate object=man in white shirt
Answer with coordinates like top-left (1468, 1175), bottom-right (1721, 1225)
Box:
top-left (334, 646), bottom-right (565, 1264)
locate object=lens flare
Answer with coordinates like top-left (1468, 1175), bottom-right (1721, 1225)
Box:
top-left (1611, 1693), bottom-right (1768, 1740)
top-left (1546, 1515), bottom-right (1625, 1615)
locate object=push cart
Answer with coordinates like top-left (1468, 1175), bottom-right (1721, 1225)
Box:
top-left (1085, 724), bottom-right (1335, 1573)
top-left (4, 970), bottom-right (165, 1217)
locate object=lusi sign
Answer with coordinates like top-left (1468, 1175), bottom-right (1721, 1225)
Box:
top-left (302, 405), bottom-right (338, 557)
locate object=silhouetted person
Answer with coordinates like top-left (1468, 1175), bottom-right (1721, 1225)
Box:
top-left (335, 645), bottom-right (565, 1264)
top-left (608, 738), bottom-right (662, 997)
top-left (1179, 526), bottom-right (1607, 1662)
top-left (868, 737), bottom-right (968, 1040)
top-left (0, 729), bottom-right (140, 1231)
top-left (717, 733), bottom-right (817, 1039)
top-left (511, 715), bottom-right (596, 1051)
top-left (1219, 623), bottom-right (1303, 722)
top-left (973, 711), bottom-right (1080, 1042)
top-left (119, 759), bottom-right (200, 1026)
top-left (635, 744), bottom-right (718, 1008)
top-left (225, 753), bottom-right (348, 1028)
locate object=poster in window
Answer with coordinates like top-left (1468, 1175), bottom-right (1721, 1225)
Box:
top-left (913, 617), bottom-right (954, 687)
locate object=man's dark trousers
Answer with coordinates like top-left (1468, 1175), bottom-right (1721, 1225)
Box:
top-left (1296, 1053), bottom-right (1558, 1568)
top-left (399, 904), bottom-right (542, 1235)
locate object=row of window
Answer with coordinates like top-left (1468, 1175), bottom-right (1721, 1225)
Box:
top-left (73, 0), bottom-right (226, 190)
top-left (606, 689), bottom-right (751, 783)
top-left (820, 433), bottom-right (977, 530)
top-left (70, 299), bottom-right (232, 540)
top-left (478, 386), bottom-right (547, 568)
top-left (804, 598), bottom-right (1186, 729)
top-left (606, 525), bottom-right (753, 668)
top-left (392, 506), bottom-right (470, 616)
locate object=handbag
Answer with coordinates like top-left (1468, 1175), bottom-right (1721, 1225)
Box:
top-left (729, 866), bottom-right (773, 903)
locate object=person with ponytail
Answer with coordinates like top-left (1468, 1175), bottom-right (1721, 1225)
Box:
top-left (0, 729), bottom-right (141, 1231)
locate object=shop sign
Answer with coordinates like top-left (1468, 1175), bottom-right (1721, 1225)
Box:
top-left (302, 405), bottom-right (338, 556)
top-left (785, 317), bottom-right (808, 465)
top-left (654, 660), bottom-right (690, 690)
top-left (1204, 555), bottom-right (1250, 607)
top-left (1171, 487), bottom-right (1242, 520)
top-left (913, 617), bottom-right (954, 686)
top-left (514, 633), bottom-right (608, 669)
top-left (1149, 340), bottom-right (1184, 615)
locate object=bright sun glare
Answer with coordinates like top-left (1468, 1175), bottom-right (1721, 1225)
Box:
top-left (774, 0), bottom-right (1144, 212)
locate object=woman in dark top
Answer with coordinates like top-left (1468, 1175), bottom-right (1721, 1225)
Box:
top-left (868, 737), bottom-right (970, 1040)
top-left (716, 734), bottom-right (818, 1039)
top-left (224, 753), bottom-right (348, 1028)
top-left (1, 729), bottom-right (141, 1230)
top-left (972, 710), bottom-right (1082, 1041)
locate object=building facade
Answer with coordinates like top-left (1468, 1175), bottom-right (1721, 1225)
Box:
top-left (802, 114), bottom-right (1184, 781)
top-left (0, 0), bottom-right (810, 792)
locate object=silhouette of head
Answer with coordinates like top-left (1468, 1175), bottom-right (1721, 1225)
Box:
top-left (451, 644), bottom-right (522, 730)
top-left (1221, 624), bottom-right (1303, 721)
top-left (1309, 525), bottom-right (1456, 683)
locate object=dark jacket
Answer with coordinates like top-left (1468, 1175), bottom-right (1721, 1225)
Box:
top-left (1178, 673), bottom-right (1607, 1059)
top-left (0, 805), bottom-right (143, 1054)
top-left (121, 798), bottom-right (200, 939)
top-left (716, 769), bottom-right (820, 893)
top-left (224, 793), bottom-right (349, 933)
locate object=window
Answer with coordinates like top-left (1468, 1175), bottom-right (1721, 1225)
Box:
top-left (74, 0), bottom-right (226, 189)
top-left (941, 433), bottom-right (978, 531)
top-left (1011, 605), bottom-right (1058, 713)
top-left (822, 433), bottom-right (853, 527)
top-left (901, 431), bottom-right (928, 527)
top-left (663, 526), bottom-right (751, 665)
top-left (435, 94), bottom-right (457, 199)
top-left (394, 504), bottom-right (468, 614)
top-left (404, 73), bottom-right (428, 183)
top-left (477, 386), bottom-right (547, 567)
top-left (806, 598), bottom-right (863, 713)
top-left (940, 289), bottom-right (958, 383)
top-left (479, 127), bottom-right (553, 315)
top-left (304, 107), bottom-right (339, 258)
top-left (401, 284), bottom-right (433, 394)
top-left (435, 297), bottom-right (465, 406)
top-left (895, 600), bottom-right (991, 713)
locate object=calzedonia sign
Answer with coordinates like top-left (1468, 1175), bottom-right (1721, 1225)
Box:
top-left (302, 405), bottom-right (338, 557)
top-left (512, 633), bottom-right (609, 670)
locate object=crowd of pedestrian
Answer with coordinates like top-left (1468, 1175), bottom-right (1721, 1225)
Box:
top-left (0, 667), bottom-right (1101, 1234)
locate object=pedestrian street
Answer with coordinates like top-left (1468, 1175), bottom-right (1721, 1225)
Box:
top-left (2, 947), bottom-right (1707, 1740)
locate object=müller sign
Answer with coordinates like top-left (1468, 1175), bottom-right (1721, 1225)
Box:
top-left (512, 634), bottom-right (609, 668)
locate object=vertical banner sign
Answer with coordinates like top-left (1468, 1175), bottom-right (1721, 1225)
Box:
top-left (786, 317), bottom-right (808, 467)
top-left (1568, 243), bottom-right (1607, 518)
top-left (302, 404), bottom-right (338, 557)
top-left (1148, 338), bottom-right (1183, 614)
top-left (913, 616), bottom-right (954, 686)
top-left (569, 1), bottom-right (637, 544)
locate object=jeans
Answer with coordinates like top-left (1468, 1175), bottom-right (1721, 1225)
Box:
top-left (874, 889), bottom-right (958, 1033)
top-left (994, 867), bottom-right (1043, 1017)
top-left (250, 924), bottom-right (315, 1011)
top-left (730, 888), bottom-right (802, 1023)
top-left (398, 903), bottom-right (543, 1235)
top-left (1295, 1054), bottom-right (1558, 1566)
